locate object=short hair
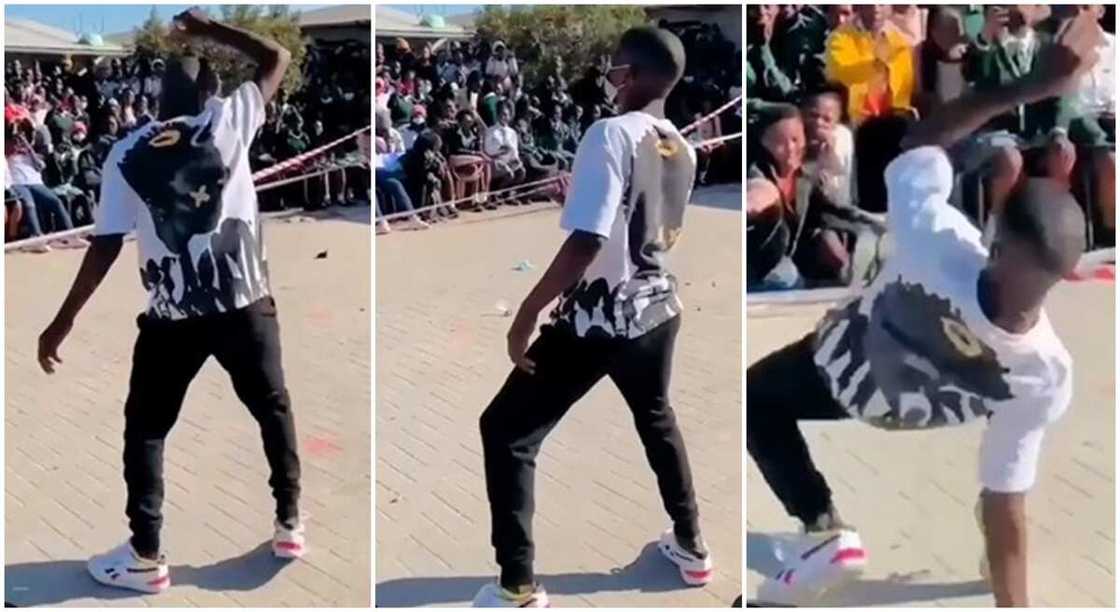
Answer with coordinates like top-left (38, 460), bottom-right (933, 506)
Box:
top-left (998, 178), bottom-right (1086, 275)
top-left (618, 26), bottom-right (686, 89)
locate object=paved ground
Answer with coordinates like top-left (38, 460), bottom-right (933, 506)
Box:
top-left (745, 281), bottom-right (1115, 607)
top-left (375, 186), bottom-right (743, 607)
top-left (5, 208), bottom-right (371, 607)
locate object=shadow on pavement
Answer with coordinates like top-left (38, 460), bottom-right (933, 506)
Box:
top-left (5, 542), bottom-right (292, 606)
top-left (376, 541), bottom-right (688, 607)
top-left (690, 183), bottom-right (742, 211)
top-left (747, 532), bottom-right (990, 607)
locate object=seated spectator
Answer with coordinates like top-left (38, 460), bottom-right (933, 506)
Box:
top-left (401, 131), bottom-right (456, 220)
top-left (483, 103), bottom-right (525, 203)
top-left (442, 109), bottom-right (492, 208)
top-left (825, 5), bottom-right (916, 125)
top-left (747, 104), bottom-right (884, 290)
top-left (5, 120), bottom-right (78, 251)
top-left (800, 88), bottom-right (854, 207)
top-left (375, 148), bottom-right (429, 232)
top-left (535, 105), bottom-right (577, 170)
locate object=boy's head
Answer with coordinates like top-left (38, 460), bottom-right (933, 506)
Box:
top-left (159, 55), bottom-right (219, 120)
top-left (607, 27), bottom-right (686, 113)
top-left (800, 89), bottom-right (844, 147)
top-left (987, 178), bottom-right (1085, 308)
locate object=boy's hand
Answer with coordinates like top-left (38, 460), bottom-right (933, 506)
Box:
top-left (172, 7), bottom-right (213, 37)
top-left (1031, 11), bottom-right (1103, 98)
top-left (38, 317), bottom-right (72, 374)
top-left (506, 310), bottom-right (537, 374)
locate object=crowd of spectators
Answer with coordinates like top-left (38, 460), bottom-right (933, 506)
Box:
top-left (746, 5), bottom-right (1115, 291)
top-left (4, 38), bottom-right (370, 251)
top-left (374, 16), bottom-right (742, 234)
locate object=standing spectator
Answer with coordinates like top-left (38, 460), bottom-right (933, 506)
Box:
top-left (825, 5), bottom-right (916, 125)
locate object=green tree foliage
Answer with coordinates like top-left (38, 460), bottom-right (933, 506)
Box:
top-left (132, 6), bottom-right (170, 58)
top-left (131, 5), bottom-right (307, 95)
top-left (473, 5), bottom-right (646, 87)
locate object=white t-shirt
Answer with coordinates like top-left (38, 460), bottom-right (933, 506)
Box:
top-left (94, 81), bottom-right (270, 320)
top-left (484, 125), bottom-right (519, 164)
top-left (812, 147), bottom-right (1073, 493)
top-left (6, 153), bottom-right (43, 186)
top-left (550, 112), bottom-right (696, 339)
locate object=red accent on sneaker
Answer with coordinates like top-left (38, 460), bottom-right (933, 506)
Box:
top-left (147, 575), bottom-right (171, 588)
top-left (782, 569), bottom-right (794, 584)
top-left (685, 568), bottom-right (712, 580)
top-left (830, 548), bottom-right (867, 564)
top-left (276, 541), bottom-right (303, 551)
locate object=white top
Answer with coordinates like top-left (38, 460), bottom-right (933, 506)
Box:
top-left (812, 123), bottom-right (855, 208)
top-left (551, 112), bottom-right (696, 339)
top-left (1076, 31), bottom-right (1115, 116)
top-left (6, 153), bottom-right (43, 186)
top-left (94, 81), bottom-right (270, 320)
top-left (813, 147), bottom-right (1073, 493)
top-left (484, 125), bottom-right (519, 164)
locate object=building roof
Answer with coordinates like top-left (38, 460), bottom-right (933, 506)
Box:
top-left (298, 4), bottom-right (370, 29)
top-left (4, 17), bottom-right (128, 56)
top-left (375, 6), bottom-right (471, 40)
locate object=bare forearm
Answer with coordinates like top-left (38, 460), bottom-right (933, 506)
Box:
top-left (52, 236), bottom-right (123, 325)
top-left (197, 19), bottom-right (290, 100)
top-left (519, 232), bottom-right (602, 316)
top-left (982, 491), bottom-right (1029, 607)
top-left (903, 77), bottom-right (1050, 151)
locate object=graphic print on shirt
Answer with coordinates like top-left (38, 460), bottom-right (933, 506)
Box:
top-left (119, 120), bottom-right (265, 318)
top-left (814, 277), bottom-right (1014, 429)
top-left (553, 125), bottom-right (693, 338)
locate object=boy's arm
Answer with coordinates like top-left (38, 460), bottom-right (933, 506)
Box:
top-left (172, 7), bottom-right (292, 104)
top-left (38, 235), bottom-right (124, 373)
top-left (506, 232), bottom-right (604, 373)
top-left (982, 491), bottom-right (1029, 606)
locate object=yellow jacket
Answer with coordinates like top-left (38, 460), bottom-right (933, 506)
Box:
top-left (825, 24), bottom-right (915, 124)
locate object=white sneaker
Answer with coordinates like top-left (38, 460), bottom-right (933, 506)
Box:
top-left (756, 529), bottom-right (866, 606)
top-left (406, 216), bottom-right (430, 230)
top-left (658, 527), bottom-right (714, 586)
top-left (87, 541), bottom-right (170, 594)
top-left (471, 581), bottom-right (549, 607)
top-left (273, 519), bottom-right (306, 559)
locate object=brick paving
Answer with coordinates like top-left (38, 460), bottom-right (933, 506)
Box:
top-left (745, 281), bottom-right (1115, 607)
top-left (375, 187), bottom-right (743, 607)
top-left (4, 208), bottom-right (371, 607)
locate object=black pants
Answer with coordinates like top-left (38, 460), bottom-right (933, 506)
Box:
top-left (745, 333), bottom-right (849, 527)
top-left (479, 316), bottom-right (700, 588)
top-left (123, 297), bottom-right (301, 557)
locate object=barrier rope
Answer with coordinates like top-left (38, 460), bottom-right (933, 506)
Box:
top-left (679, 94), bottom-right (743, 136)
top-left (251, 125), bottom-right (370, 182)
top-left (5, 134), bottom-right (367, 252)
top-left (376, 131), bottom-right (743, 225)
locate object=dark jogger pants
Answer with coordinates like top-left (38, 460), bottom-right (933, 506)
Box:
top-left (745, 332), bottom-right (850, 527)
top-left (123, 297), bottom-right (301, 557)
top-left (479, 316), bottom-right (700, 588)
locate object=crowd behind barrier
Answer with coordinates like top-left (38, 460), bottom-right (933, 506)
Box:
top-left (4, 36), bottom-right (371, 251)
top-left (746, 5), bottom-right (1116, 292)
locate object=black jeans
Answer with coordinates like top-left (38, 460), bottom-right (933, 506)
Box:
top-left (479, 316), bottom-right (700, 588)
top-left (123, 297), bottom-right (301, 557)
top-left (746, 333), bottom-right (849, 527)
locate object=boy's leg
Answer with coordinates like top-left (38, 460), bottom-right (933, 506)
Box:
top-left (123, 316), bottom-right (211, 558)
top-left (480, 325), bottom-right (610, 589)
top-left (746, 333), bottom-right (849, 527)
top-left (606, 316), bottom-right (699, 540)
top-left (211, 298), bottom-right (302, 526)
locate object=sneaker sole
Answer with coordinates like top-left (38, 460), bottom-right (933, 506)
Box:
top-left (758, 552), bottom-right (866, 606)
top-left (658, 538), bottom-right (713, 586)
top-left (273, 542), bottom-right (306, 559)
top-left (88, 564), bottom-right (170, 594)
